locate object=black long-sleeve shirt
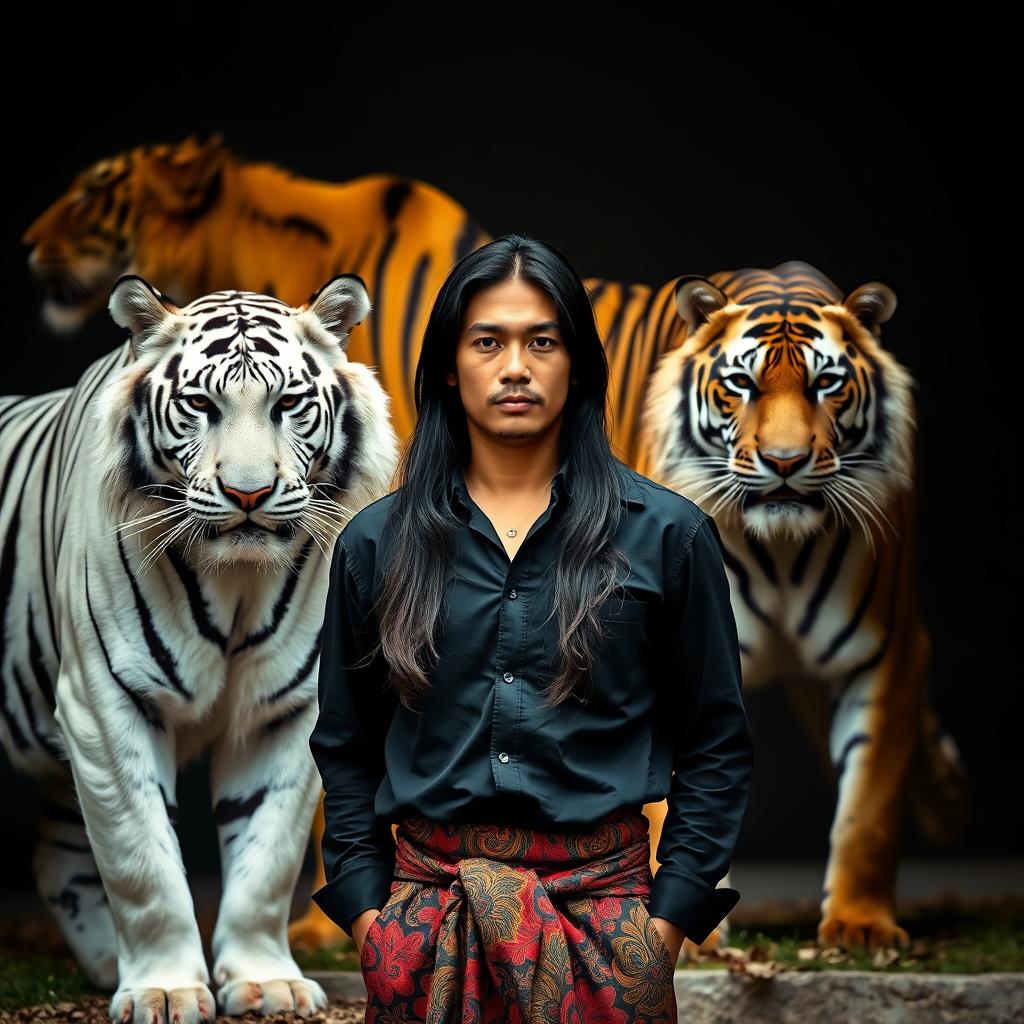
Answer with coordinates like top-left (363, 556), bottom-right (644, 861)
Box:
top-left (308, 454), bottom-right (754, 944)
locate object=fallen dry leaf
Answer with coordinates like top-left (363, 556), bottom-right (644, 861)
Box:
top-left (819, 945), bottom-right (850, 964)
top-left (872, 947), bottom-right (901, 968)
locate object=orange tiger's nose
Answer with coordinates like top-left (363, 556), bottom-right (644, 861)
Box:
top-left (222, 484), bottom-right (274, 511)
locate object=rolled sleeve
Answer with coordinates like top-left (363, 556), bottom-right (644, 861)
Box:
top-left (308, 534), bottom-right (397, 938)
top-left (648, 512), bottom-right (754, 944)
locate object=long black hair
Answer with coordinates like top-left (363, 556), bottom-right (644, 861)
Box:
top-left (373, 233), bottom-right (633, 711)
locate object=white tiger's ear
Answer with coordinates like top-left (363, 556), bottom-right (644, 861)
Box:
top-left (674, 275), bottom-right (729, 334)
top-left (108, 275), bottom-right (182, 358)
top-left (843, 280), bottom-right (898, 337)
top-left (297, 274), bottom-right (372, 353)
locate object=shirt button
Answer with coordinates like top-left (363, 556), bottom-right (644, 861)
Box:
top-left (509, 588), bottom-right (517, 599)
top-left (497, 752), bottom-right (510, 763)
top-left (503, 671), bottom-right (514, 683)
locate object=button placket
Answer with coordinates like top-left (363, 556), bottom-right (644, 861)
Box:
top-left (491, 558), bottom-right (521, 786)
top-left (469, 485), bottom-right (558, 792)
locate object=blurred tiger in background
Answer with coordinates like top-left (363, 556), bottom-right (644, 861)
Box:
top-left (22, 133), bottom-right (490, 447)
top-left (23, 143), bottom-right (965, 956)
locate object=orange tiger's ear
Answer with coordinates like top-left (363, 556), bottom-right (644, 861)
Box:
top-left (108, 275), bottom-right (182, 358)
top-left (842, 280), bottom-right (898, 337)
top-left (674, 275), bottom-right (728, 334)
top-left (138, 133), bottom-right (227, 213)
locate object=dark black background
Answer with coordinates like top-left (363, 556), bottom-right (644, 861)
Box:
top-left (2, 5), bottom-right (1017, 890)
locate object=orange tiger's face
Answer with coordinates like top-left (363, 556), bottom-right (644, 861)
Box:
top-left (645, 264), bottom-right (915, 546)
top-left (23, 135), bottom-right (226, 334)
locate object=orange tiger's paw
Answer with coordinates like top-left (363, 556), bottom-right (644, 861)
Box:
top-left (681, 925), bottom-right (725, 959)
top-left (819, 904), bottom-right (910, 951)
top-left (287, 906), bottom-right (346, 951)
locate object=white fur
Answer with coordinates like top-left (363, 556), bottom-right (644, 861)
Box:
top-left (0, 279), bottom-right (399, 1021)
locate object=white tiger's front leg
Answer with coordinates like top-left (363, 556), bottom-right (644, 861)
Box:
top-left (208, 702), bottom-right (327, 1016)
top-left (54, 665), bottom-right (214, 1024)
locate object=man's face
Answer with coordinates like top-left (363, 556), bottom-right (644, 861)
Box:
top-left (447, 277), bottom-right (574, 443)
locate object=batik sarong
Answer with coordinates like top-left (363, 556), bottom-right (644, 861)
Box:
top-left (359, 805), bottom-right (678, 1023)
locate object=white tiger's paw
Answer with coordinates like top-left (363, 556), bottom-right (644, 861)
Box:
top-left (216, 977), bottom-right (328, 1016)
top-left (109, 983), bottom-right (215, 1024)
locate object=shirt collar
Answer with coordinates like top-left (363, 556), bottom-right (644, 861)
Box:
top-left (450, 454), bottom-right (645, 515)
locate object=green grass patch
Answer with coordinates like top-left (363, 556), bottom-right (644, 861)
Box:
top-left (716, 899), bottom-right (1024, 974)
top-left (2, 899), bottom-right (1020, 1012)
top-left (723, 919), bottom-right (1023, 973)
top-left (0, 952), bottom-right (101, 1013)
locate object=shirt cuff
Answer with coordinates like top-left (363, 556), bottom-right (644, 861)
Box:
top-left (647, 866), bottom-right (741, 945)
top-left (311, 860), bottom-right (395, 938)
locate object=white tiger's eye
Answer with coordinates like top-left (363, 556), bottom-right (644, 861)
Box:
top-left (277, 395), bottom-right (300, 410)
top-left (186, 395), bottom-right (210, 411)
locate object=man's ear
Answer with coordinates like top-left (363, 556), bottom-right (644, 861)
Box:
top-left (108, 275), bottom-right (182, 357)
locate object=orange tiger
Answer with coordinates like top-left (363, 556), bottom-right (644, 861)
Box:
top-left (622, 261), bottom-right (967, 952)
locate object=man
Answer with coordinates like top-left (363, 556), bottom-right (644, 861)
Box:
top-left (309, 234), bottom-right (754, 1022)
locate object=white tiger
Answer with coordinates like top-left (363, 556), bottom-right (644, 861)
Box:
top-left (0, 274), bottom-right (399, 1022)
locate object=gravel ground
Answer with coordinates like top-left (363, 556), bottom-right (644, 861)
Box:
top-left (0, 996), bottom-right (369, 1024)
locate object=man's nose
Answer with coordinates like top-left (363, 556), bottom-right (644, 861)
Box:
top-left (221, 482), bottom-right (274, 512)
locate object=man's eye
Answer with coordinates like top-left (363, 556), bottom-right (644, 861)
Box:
top-left (534, 336), bottom-right (557, 348)
top-left (186, 395), bottom-right (210, 411)
top-left (476, 338), bottom-right (497, 349)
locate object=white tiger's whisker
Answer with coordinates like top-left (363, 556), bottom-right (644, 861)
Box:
top-left (304, 503), bottom-right (348, 527)
top-left (112, 504), bottom-right (189, 536)
top-left (297, 513), bottom-right (334, 561)
top-left (112, 506), bottom-right (191, 541)
top-left (298, 509), bottom-right (334, 545)
top-left (302, 507), bottom-right (348, 541)
top-left (137, 514), bottom-right (195, 574)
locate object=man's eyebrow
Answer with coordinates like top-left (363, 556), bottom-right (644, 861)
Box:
top-left (464, 321), bottom-right (561, 334)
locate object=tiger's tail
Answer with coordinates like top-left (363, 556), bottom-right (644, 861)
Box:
top-left (907, 703), bottom-right (969, 849)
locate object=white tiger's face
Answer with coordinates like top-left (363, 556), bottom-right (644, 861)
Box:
top-left (96, 275), bottom-right (380, 572)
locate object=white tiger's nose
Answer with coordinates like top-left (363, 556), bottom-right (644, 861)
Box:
top-left (221, 483), bottom-right (274, 512)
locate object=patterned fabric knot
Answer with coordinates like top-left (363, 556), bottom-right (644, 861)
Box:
top-left (360, 807), bottom-right (678, 1023)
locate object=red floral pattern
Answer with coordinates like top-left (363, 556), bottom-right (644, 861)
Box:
top-left (360, 807), bottom-right (677, 1023)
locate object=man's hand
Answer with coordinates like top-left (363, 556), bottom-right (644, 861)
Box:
top-left (352, 907), bottom-right (381, 956)
top-left (650, 916), bottom-right (685, 963)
